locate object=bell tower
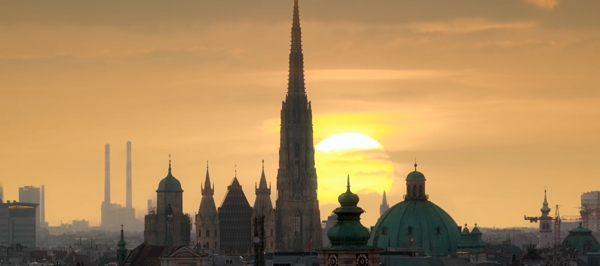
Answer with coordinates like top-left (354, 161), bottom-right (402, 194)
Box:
top-left (275, 0), bottom-right (322, 252)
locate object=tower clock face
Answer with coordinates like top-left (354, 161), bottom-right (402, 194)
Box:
top-left (356, 253), bottom-right (368, 266)
top-left (328, 254), bottom-right (338, 266)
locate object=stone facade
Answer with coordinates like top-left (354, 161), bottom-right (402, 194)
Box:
top-left (275, 0), bottom-right (322, 252)
top-left (195, 164), bottom-right (220, 251)
top-left (253, 161), bottom-right (276, 253)
top-left (144, 161), bottom-right (191, 246)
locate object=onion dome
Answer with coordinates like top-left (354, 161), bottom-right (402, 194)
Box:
top-left (540, 190), bottom-right (551, 217)
top-left (327, 176), bottom-right (371, 248)
top-left (157, 158), bottom-right (183, 192)
top-left (562, 223), bottom-right (600, 253)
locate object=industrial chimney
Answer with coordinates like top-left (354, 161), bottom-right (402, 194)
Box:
top-left (126, 141), bottom-right (132, 209)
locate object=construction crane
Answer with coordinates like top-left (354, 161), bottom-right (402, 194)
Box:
top-left (554, 204), bottom-right (561, 246)
top-left (524, 215), bottom-right (539, 223)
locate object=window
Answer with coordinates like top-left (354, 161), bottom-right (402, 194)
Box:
top-left (215, 229), bottom-right (218, 237)
top-left (382, 226), bottom-right (387, 235)
top-left (407, 226), bottom-right (413, 234)
top-left (206, 229), bottom-right (210, 237)
top-left (271, 228), bottom-right (274, 237)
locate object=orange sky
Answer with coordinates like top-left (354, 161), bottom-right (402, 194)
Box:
top-left (1, 0), bottom-right (599, 229)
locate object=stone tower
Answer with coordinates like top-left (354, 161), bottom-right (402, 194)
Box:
top-left (218, 171), bottom-right (253, 255)
top-left (195, 162), bottom-right (220, 251)
top-left (275, 0), bottom-right (322, 252)
top-left (539, 190), bottom-right (553, 248)
top-left (144, 158), bottom-right (191, 246)
top-left (380, 190), bottom-right (389, 217)
top-left (253, 160), bottom-right (276, 253)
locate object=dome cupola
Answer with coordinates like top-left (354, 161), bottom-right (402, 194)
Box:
top-left (157, 157), bottom-right (183, 192)
top-left (327, 176), bottom-right (371, 247)
top-left (405, 163), bottom-right (428, 201)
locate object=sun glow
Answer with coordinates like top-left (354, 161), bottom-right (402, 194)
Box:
top-left (315, 133), bottom-right (394, 204)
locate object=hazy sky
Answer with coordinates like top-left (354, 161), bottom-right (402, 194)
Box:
top-left (1, 0), bottom-right (599, 229)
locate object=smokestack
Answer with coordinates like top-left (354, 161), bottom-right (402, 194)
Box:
top-left (126, 141), bottom-right (132, 209)
top-left (105, 144), bottom-right (110, 204)
top-left (41, 185), bottom-right (45, 227)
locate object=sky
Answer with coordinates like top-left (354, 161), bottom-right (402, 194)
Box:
top-left (1, 0), bottom-right (599, 229)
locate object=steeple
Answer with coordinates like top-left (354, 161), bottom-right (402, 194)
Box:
top-left (202, 161), bottom-right (214, 196)
top-left (257, 160), bottom-right (269, 190)
top-left (254, 160), bottom-right (273, 214)
top-left (540, 189), bottom-right (551, 217)
top-left (275, 0), bottom-right (322, 252)
top-left (117, 225), bottom-right (127, 265)
top-left (380, 190), bottom-right (389, 216)
top-left (287, 0), bottom-right (305, 94)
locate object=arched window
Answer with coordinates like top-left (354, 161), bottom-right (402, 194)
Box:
top-left (206, 229), bottom-right (210, 237)
top-left (407, 226), bottom-right (413, 234)
top-left (206, 242), bottom-right (209, 249)
top-left (412, 185), bottom-right (417, 198)
top-left (271, 228), bottom-right (274, 237)
top-left (215, 229), bottom-right (218, 237)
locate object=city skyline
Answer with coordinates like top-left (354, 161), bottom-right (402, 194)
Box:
top-left (1, 0), bottom-right (599, 229)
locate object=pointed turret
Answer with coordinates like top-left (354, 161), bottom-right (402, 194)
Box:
top-left (380, 190), bottom-right (389, 217)
top-left (202, 161), bottom-right (214, 196)
top-left (117, 225), bottom-right (127, 264)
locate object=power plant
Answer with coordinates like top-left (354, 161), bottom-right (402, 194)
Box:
top-left (101, 141), bottom-right (137, 231)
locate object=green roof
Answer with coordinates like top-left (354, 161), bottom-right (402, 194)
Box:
top-left (562, 224), bottom-right (600, 253)
top-left (406, 171), bottom-right (426, 181)
top-left (157, 166), bottom-right (183, 192)
top-left (368, 200), bottom-right (460, 256)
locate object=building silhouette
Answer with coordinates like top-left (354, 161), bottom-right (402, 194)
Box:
top-left (144, 158), bottom-right (191, 246)
top-left (539, 190), bottom-right (553, 248)
top-left (0, 201), bottom-right (37, 248)
top-left (218, 171), bottom-right (253, 255)
top-left (101, 142), bottom-right (136, 231)
top-left (194, 162), bottom-right (220, 251)
top-left (253, 160), bottom-right (276, 253)
top-left (275, 0), bottom-right (322, 252)
top-left (380, 190), bottom-right (389, 217)
top-left (18, 185), bottom-right (45, 228)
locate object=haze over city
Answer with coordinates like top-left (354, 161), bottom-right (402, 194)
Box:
top-left (1, 0), bottom-right (599, 230)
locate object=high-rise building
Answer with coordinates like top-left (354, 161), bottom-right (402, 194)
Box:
top-left (144, 159), bottom-right (191, 246)
top-left (0, 201), bottom-right (37, 248)
top-left (253, 160), bottom-right (276, 253)
top-left (581, 191), bottom-right (600, 233)
top-left (275, 0), bottom-right (323, 252)
top-left (18, 186), bottom-right (42, 228)
top-left (218, 172), bottom-right (253, 255)
top-left (0, 185), bottom-right (3, 202)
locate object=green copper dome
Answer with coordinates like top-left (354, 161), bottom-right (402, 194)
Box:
top-left (406, 163), bottom-right (426, 181)
top-left (326, 176), bottom-right (371, 249)
top-left (368, 200), bottom-right (460, 256)
top-left (157, 161), bottom-right (183, 192)
top-left (562, 223), bottom-right (600, 253)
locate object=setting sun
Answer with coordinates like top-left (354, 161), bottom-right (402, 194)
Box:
top-left (315, 133), bottom-right (394, 204)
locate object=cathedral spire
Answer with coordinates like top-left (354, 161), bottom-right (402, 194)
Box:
top-left (380, 190), bottom-right (389, 216)
top-left (258, 160), bottom-right (268, 190)
top-left (287, 0), bottom-right (305, 94)
top-left (202, 161), bottom-right (214, 196)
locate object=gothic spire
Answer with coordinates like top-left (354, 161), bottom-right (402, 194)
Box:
top-left (202, 161), bottom-right (213, 196)
top-left (287, 0), bottom-right (305, 94)
top-left (382, 190), bottom-right (388, 206)
top-left (258, 160), bottom-right (268, 190)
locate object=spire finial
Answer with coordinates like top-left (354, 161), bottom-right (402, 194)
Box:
top-left (346, 174), bottom-right (351, 193)
top-left (207, 160), bottom-right (209, 171)
top-left (235, 164), bottom-right (237, 178)
top-left (414, 157), bottom-right (418, 171)
top-left (168, 154), bottom-right (172, 173)
top-left (262, 159), bottom-right (264, 171)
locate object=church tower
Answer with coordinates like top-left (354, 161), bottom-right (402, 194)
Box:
top-left (275, 0), bottom-right (322, 252)
top-left (380, 190), bottom-right (389, 217)
top-left (195, 162), bottom-right (220, 251)
top-left (253, 160), bottom-right (276, 253)
top-left (539, 190), bottom-right (553, 248)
